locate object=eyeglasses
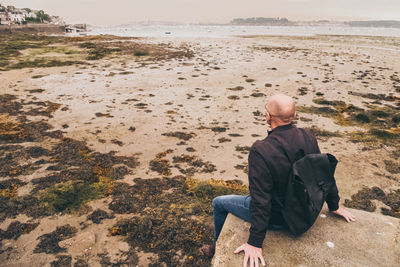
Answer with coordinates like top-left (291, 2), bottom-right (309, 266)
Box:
top-left (265, 109), bottom-right (274, 118)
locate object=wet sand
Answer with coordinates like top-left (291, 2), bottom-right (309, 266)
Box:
top-left (1, 34), bottom-right (399, 266)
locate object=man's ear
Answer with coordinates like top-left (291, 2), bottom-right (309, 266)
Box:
top-left (293, 111), bottom-right (297, 120)
top-left (266, 112), bottom-right (271, 124)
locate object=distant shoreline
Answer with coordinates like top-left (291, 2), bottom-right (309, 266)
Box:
top-left (228, 18), bottom-right (400, 28)
top-left (105, 19), bottom-right (400, 29)
top-left (0, 24), bottom-right (65, 34)
top-left (87, 24), bottom-right (400, 38)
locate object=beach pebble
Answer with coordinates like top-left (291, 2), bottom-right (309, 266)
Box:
top-left (320, 214), bottom-right (327, 218)
top-left (326, 241), bottom-right (334, 248)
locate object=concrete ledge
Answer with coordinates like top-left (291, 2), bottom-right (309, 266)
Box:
top-left (212, 207), bottom-right (399, 267)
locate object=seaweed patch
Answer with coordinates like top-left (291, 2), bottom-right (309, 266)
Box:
top-left (297, 98), bottom-right (400, 145)
top-left (97, 250), bottom-right (138, 266)
top-left (36, 178), bottom-right (114, 214)
top-left (34, 224), bottom-right (77, 254)
top-left (162, 131), bottom-right (194, 141)
top-left (211, 127), bottom-right (227, 133)
top-left (50, 255), bottom-right (72, 267)
top-left (109, 176), bottom-right (248, 266)
top-left (0, 94), bottom-right (138, 222)
top-left (227, 86), bottom-right (244, 91)
top-left (235, 146), bottom-right (251, 154)
top-left (0, 34), bottom-right (194, 71)
top-left (384, 160), bottom-right (400, 174)
top-left (149, 149), bottom-right (173, 176)
top-left (87, 209), bottom-right (115, 224)
top-left (0, 221), bottom-right (39, 242)
top-left (344, 187), bottom-right (400, 218)
top-left (172, 154), bottom-right (217, 175)
top-left (306, 126), bottom-right (343, 140)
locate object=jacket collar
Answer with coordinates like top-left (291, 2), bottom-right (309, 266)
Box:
top-left (267, 123), bottom-right (294, 135)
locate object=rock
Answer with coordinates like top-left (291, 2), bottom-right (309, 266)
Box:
top-left (58, 231), bottom-right (96, 255)
top-left (212, 207), bottom-right (399, 267)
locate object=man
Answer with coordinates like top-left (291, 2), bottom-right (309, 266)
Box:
top-left (203, 94), bottom-right (355, 267)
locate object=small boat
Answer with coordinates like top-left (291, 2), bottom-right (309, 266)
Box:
top-left (165, 31), bottom-right (171, 34)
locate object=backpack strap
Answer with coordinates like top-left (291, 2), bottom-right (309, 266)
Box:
top-left (270, 128), bottom-right (309, 208)
top-left (299, 128), bottom-right (310, 154)
top-left (272, 128), bottom-right (308, 164)
top-left (269, 138), bottom-right (292, 208)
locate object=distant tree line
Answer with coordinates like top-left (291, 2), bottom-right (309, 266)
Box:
top-left (230, 17), bottom-right (293, 25)
top-left (229, 17), bottom-right (400, 28)
top-left (24, 10), bottom-right (51, 24)
top-left (344, 20), bottom-right (400, 28)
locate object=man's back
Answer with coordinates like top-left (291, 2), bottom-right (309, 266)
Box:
top-left (251, 123), bottom-right (320, 212)
top-left (248, 123), bottom-right (322, 245)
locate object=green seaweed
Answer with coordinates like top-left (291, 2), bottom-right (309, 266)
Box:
top-left (36, 178), bottom-right (114, 214)
top-left (0, 94), bottom-right (138, 222)
top-left (349, 129), bottom-right (400, 145)
top-left (0, 34), bottom-right (194, 71)
top-left (298, 98), bottom-right (400, 145)
top-left (306, 126), bottom-right (343, 139)
top-left (9, 58), bottom-right (83, 70)
top-left (296, 106), bottom-right (336, 117)
top-left (348, 91), bottom-right (398, 102)
top-left (0, 34), bottom-right (83, 70)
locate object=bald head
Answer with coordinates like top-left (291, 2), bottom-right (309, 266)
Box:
top-left (266, 94), bottom-right (296, 125)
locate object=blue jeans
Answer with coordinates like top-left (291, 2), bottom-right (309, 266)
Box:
top-left (212, 195), bottom-right (285, 242)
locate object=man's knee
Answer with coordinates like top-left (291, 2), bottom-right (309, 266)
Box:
top-left (212, 196), bottom-right (223, 210)
top-left (212, 195), bottom-right (237, 210)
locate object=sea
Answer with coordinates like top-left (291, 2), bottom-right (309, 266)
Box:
top-left (86, 24), bottom-right (400, 38)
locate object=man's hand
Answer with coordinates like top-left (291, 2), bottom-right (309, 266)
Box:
top-left (331, 206), bottom-right (356, 222)
top-left (234, 243), bottom-right (265, 267)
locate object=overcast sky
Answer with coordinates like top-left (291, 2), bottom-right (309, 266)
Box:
top-left (2, 0), bottom-right (400, 25)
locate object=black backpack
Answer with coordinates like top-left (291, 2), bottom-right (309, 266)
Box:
top-left (273, 130), bottom-right (338, 236)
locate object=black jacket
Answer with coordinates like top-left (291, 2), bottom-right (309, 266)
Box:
top-left (247, 123), bottom-right (340, 248)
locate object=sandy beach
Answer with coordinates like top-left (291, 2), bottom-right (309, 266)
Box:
top-left (0, 34), bottom-right (399, 266)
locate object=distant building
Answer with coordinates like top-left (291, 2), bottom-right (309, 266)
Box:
top-left (24, 9), bottom-right (37, 18)
top-left (0, 13), bottom-right (9, 25)
top-left (230, 17), bottom-right (292, 25)
top-left (10, 10), bottom-right (25, 24)
top-left (0, 4), bottom-right (10, 25)
top-left (0, 3), bottom-right (65, 25)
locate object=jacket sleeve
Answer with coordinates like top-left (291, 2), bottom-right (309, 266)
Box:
top-left (326, 180), bottom-right (340, 211)
top-left (247, 146), bottom-right (274, 248)
top-left (306, 128), bottom-right (321, 154)
top-left (308, 130), bottom-right (340, 211)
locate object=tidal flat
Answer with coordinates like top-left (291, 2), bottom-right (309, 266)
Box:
top-left (0, 33), bottom-right (399, 266)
